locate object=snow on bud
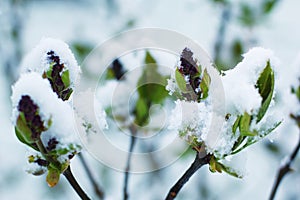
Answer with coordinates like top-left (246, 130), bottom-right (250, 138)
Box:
top-left (11, 72), bottom-right (81, 164)
top-left (20, 37), bottom-right (81, 101)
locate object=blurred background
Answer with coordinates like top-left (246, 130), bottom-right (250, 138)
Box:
top-left (0, 0), bottom-right (300, 199)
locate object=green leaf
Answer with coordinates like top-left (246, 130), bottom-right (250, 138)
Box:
top-left (137, 51), bottom-right (168, 104)
top-left (105, 68), bottom-right (115, 80)
top-left (16, 114), bottom-right (33, 144)
top-left (232, 121), bottom-right (281, 155)
top-left (134, 98), bottom-right (149, 126)
top-left (239, 4), bottom-right (256, 27)
top-left (209, 156), bottom-right (217, 173)
top-left (175, 68), bottom-right (188, 93)
top-left (239, 113), bottom-right (250, 135)
top-left (232, 116), bottom-right (241, 134)
top-left (46, 167), bottom-right (60, 187)
top-left (239, 112), bottom-right (256, 136)
top-left (145, 51), bottom-right (156, 64)
top-left (199, 68), bottom-right (211, 99)
top-left (292, 85), bottom-right (300, 101)
top-left (45, 63), bottom-right (54, 79)
top-left (256, 61), bottom-right (275, 122)
top-left (218, 162), bottom-right (242, 178)
top-left (15, 127), bottom-right (39, 151)
top-left (263, 0), bottom-right (278, 14)
top-left (61, 70), bottom-right (71, 88)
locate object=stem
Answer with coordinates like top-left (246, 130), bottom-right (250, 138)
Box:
top-left (123, 125), bottom-right (137, 200)
top-left (36, 139), bottom-right (91, 199)
top-left (63, 166), bottom-right (91, 200)
top-left (165, 153), bottom-right (211, 200)
top-left (36, 138), bottom-right (61, 170)
top-left (213, 3), bottom-right (231, 64)
top-left (78, 153), bottom-right (104, 199)
top-left (269, 130), bottom-right (300, 200)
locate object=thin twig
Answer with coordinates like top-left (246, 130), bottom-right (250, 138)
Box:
top-left (213, 3), bottom-right (231, 64)
top-left (36, 138), bottom-right (61, 170)
top-left (269, 130), bottom-right (300, 200)
top-left (63, 166), bottom-right (91, 200)
top-left (123, 125), bottom-right (137, 200)
top-left (78, 153), bottom-right (104, 199)
top-left (165, 153), bottom-right (211, 200)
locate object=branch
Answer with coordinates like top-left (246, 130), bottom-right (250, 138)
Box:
top-left (123, 125), bottom-right (137, 200)
top-left (78, 153), bottom-right (104, 199)
top-left (213, 3), bottom-right (231, 64)
top-left (269, 130), bottom-right (300, 200)
top-left (63, 166), bottom-right (91, 200)
top-left (165, 153), bottom-right (211, 200)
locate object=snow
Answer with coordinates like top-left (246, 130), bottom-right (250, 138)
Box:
top-left (73, 88), bottom-right (108, 133)
top-left (168, 98), bottom-right (239, 158)
top-left (165, 75), bottom-right (177, 95)
top-left (19, 37), bottom-right (81, 88)
top-left (169, 99), bottom-right (212, 142)
top-left (222, 47), bottom-right (280, 115)
top-left (11, 72), bottom-right (80, 155)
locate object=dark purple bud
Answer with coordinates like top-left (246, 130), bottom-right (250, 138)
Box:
top-left (18, 95), bottom-right (38, 115)
top-left (35, 158), bottom-right (49, 167)
top-left (46, 138), bottom-right (59, 151)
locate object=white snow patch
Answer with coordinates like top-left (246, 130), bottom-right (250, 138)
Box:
top-left (20, 37), bottom-right (81, 88)
top-left (222, 47), bottom-right (280, 115)
top-left (11, 72), bottom-right (80, 149)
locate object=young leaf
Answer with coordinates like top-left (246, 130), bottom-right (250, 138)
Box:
top-left (256, 61), bottom-right (275, 122)
top-left (239, 112), bottom-right (256, 136)
top-left (16, 114), bottom-right (34, 144)
top-left (232, 115), bottom-right (241, 134)
top-left (137, 51), bottom-right (168, 104)
top-left (145, 51), bottom-right (156, 64)
top-left (15, 127), bottom-right (38, 151)
top-left (61, 70), bottom-right (71, 88)
top-left (135, 98), bottom-right (149, 126)
top-left (218, 162), bottom-right (242, 178)
top-left (199, 68), bottom-right (211, 99)
top-left (263, 0), bottom-right (278, 14)
top-left (175, 68), bottom-right (188, 93)
top-left (46, 167), bottom-right (60, 187)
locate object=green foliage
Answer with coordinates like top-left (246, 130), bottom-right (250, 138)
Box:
top-left (46, 167), bottom-right (60, 187)
top-left (209, 156), bottom-right (241, 178)
top-left (239, 112), bottom-right (257, 137)
top-left (199, 69), bottom-right (211, 100)
top-left (239, 3), bottom-right (257, 27)
top-left (70, 42), bottom-right (93, 63)
top-left (262, 0), bottom-right (279, 14)
top-left (135, 51), bottom-right (169, 126)
top-left (256, 61), bottom-right (275, 122)
top-left (175, 68), bottom-right (188, 93)
top-left (291, 83), bottom-right (300, 101)
top-left (15, 113), bottom-right (34, 144)
top-left (44, 65), bottom-right (73, 101)
top-left (61, 70), bottom-right (71, 88)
